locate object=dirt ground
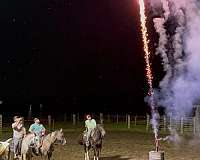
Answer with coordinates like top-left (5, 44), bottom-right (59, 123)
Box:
top-left (2, 130), bottom-right (200, 160)
top-left (50, 131), bottom-right (200, 160)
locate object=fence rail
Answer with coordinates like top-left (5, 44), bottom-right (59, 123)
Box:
top-left (0, 113), bottom-right (200, 136)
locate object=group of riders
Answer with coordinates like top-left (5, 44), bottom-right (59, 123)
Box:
top-left (11, 114), bottom-right (97, 159)
top-left (12, 116), bottom-right (45, 159)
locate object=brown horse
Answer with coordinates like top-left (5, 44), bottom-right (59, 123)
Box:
top-left (79, 125), bottom-right (105, 160)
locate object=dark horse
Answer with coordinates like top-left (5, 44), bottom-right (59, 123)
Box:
top-left (79, 125), bottom-right (106, 160)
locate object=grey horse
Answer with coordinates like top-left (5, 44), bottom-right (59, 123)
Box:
top-left (21, 129), bottom-right (66, 160)
top-left (38, 129), bottom-right (66, 160)
top-left (79, 125), bottom-right (106, 160)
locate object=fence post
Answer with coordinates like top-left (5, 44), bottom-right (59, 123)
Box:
top-left (0, 115), bottom-right (2, 132)
top-left (28, 105), bottom-right (32, 120)
top-left (73, 114), bottom-right (76, 125)
top-left (169, 115), bottom-right (172, 129)
top-left (128, 114), bottom-right (130, 129)
top-left (116, 114), bottom-right (119, 124)
top-left (146, 114), bottom-right (150, 132)
top-left (48, 115), bottom-right (51, 131)
top-left (100, 113), bottom-right (103, 124)
top-left (163, 115), bottom-right (167, 132)
top-left (193, 116), bottom-right (196, 135)
top-left (52, 119), bottom-right (55, 130)
top-left (77, 113), bottom-right (80, 124)
top-left (134, 116), bottom-right (137, 126)
top-left (181, 117), bottom-right (184, 134)
top-left (64, 113), bottom-right (67, 122)
top-left (107, 114), bottom-right (110, 123)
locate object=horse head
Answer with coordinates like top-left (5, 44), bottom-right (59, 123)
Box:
top-left (29, 133), bottom-right (41, 154)
top-left (54, 129), bottom-right (66, 145)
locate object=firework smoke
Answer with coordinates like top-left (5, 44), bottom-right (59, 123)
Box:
top-left (162, 127), bottom-right (181, 144)
top-left (150, 0), bottom-right (200, 119)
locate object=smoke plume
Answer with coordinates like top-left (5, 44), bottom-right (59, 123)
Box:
top-left (150, 0), bottom-right (200, 119)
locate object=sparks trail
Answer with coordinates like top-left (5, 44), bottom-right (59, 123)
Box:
top-left (138, 0), bottom-right (153, 91)
top-left (138, 0), bottom-right (158, 141)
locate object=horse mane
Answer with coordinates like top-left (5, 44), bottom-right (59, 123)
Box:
top-left (43, 130), bottom-right (62, 146)
top-left (40, 130), bottom-right (61, 155)
top-left (24, 133), bottom-right (35, 140)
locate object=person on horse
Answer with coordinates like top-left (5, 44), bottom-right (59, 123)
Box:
top-left (84, 114), bottom-right (96, 146)
top-left (12, 116), bottom-right (26, 159)
top-left (29, 118), bottom-right (46, 150)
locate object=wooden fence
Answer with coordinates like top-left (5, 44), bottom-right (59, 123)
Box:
top-left (63, 113), bottom-right (200, 134)
top-left (0, 113), bottom-right (200, 135)
top-left (146, 115), bottom-right (197, 134)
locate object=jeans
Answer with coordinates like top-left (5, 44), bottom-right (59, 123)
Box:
top-left (13, 137), bottom-right (22, 155)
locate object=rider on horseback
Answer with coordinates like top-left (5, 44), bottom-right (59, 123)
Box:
top-left (12, 116), bottom-right (26, 159)
top-left (85, 114), bottom-right (96, 147)
top-left (29, 118), bottom-right (46, 151)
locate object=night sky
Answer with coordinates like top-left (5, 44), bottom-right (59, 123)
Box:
top-left (0, 0), bottom-right (163, 114)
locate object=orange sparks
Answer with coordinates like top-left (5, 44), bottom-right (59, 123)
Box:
top-left (138, 0), bottom-right (159, 141)
top-left (138, 0), bottom-right (154, 96)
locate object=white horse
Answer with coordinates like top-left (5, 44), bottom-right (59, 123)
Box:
top-left (21, 133), bottom-right (40, 160)
top-left (0, 138), bottom-right (12, 160)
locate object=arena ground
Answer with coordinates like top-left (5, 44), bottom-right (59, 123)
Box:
top-left (1, 123), bottom-right (200, 160)
top-left (53, 130), bottom-right (200, 160)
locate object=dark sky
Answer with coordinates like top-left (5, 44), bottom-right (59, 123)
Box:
top-left (0, 0), bottom-right (163, 114)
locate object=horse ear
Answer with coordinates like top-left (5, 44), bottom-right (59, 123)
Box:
top-left (60, 128), bottom-right (63, 132)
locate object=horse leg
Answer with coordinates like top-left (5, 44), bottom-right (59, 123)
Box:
top-left (84, 149), bottom-right (89, 160)
top-left (93, 147), bottom-right (97, 160)
top-left (47, 151), bottom-right (52, 160)
top-left (4, 147), bottom-right (10, 160)
top-left (87, 150), bottom-right (89, 160)
top-left (85, 146), bottom-right (89, 160)
top-left (22, 153), bottom-right (26, 160)
top-left (7, 147), bottom-right (11, 160)
top-left (23, 153), bottom-right (31, 160)
top-left (96, 148), bottom-right (100, 160)
top-left (84, 152), bottom-right (87, 160)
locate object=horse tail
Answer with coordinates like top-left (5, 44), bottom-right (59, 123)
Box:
top-left (96, 125), bottom-right (106, 138)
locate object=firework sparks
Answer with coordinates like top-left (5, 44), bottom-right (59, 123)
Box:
top-left (138, 0), bottom-right (153, 93)
top-left (138, 0), bottom-right (159, 141)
